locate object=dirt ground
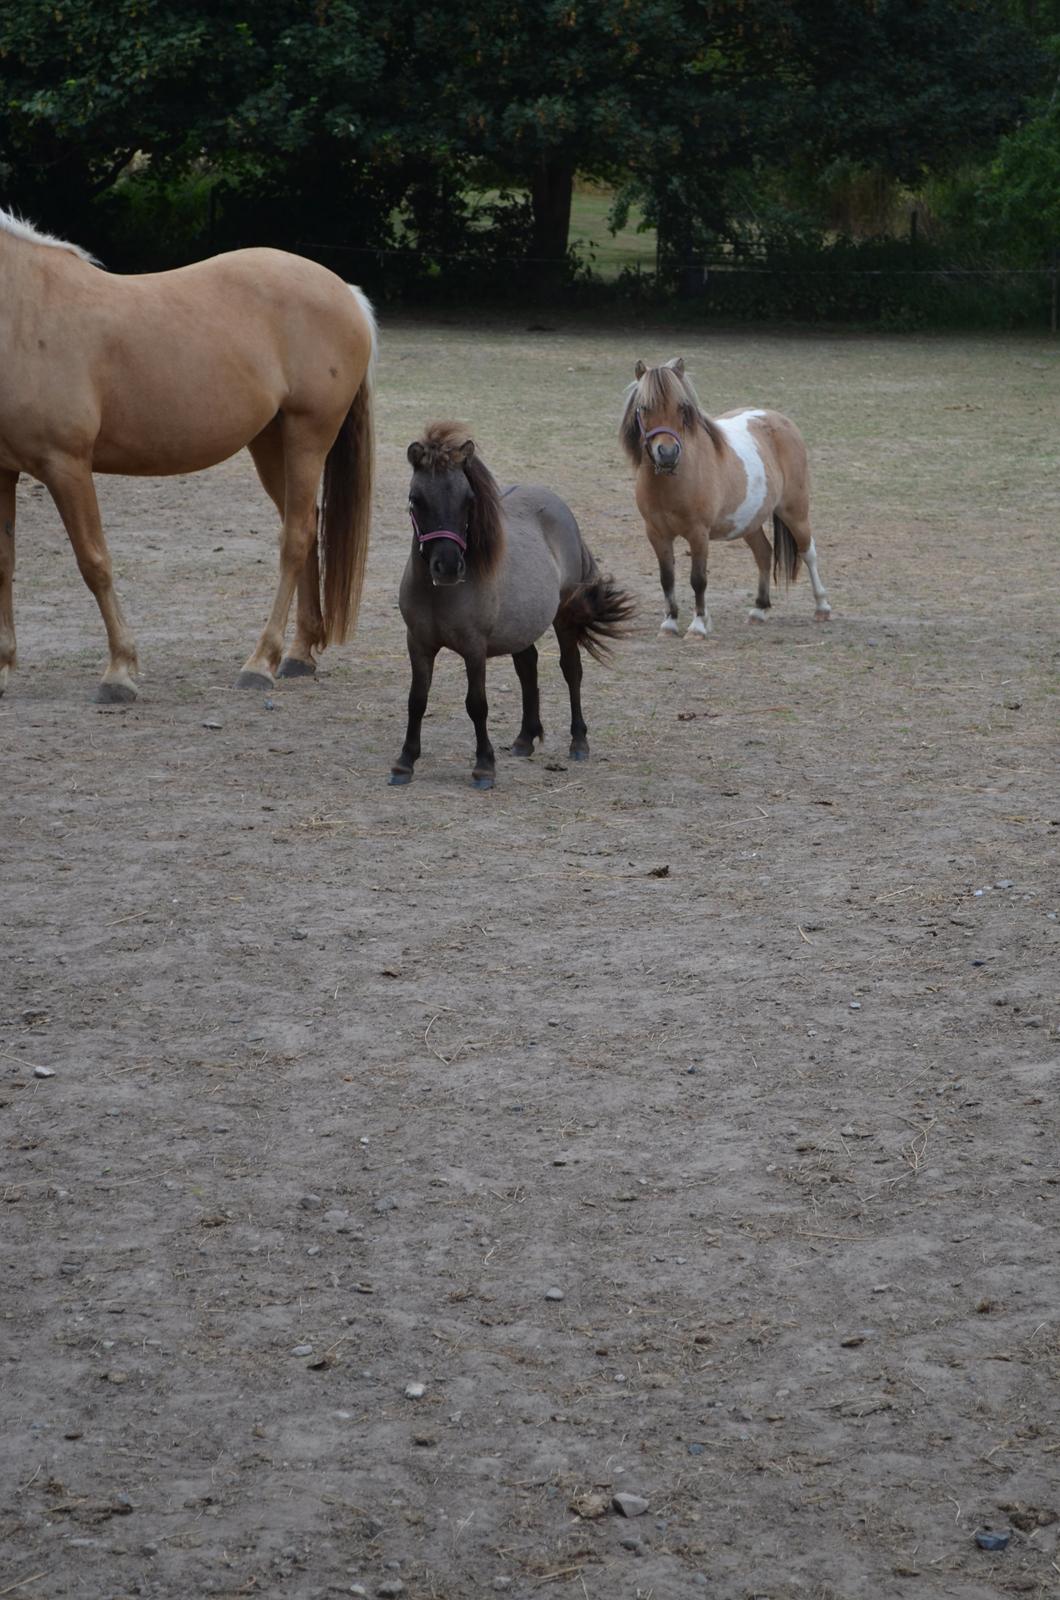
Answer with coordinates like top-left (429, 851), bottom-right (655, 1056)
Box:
top-left (2, 318), bottom-right (1058, 1600)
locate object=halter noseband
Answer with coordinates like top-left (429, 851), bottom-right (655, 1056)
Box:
top-left (637, 408), bottom-right (683, 469)
top-left (409, 507), bottom-right (467, 552)
top-left (640, 412), bottom-right (682, 451)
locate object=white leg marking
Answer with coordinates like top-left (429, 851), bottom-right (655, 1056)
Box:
top-left (660, 614), bottom-right (680, 635)
top-left (803, 537), bottom-right (832, 618)
top-left (686, 613), bottom-right (711, 638)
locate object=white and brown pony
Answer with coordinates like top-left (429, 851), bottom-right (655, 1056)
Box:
top-left (620, 358), bottom-right (831, 637)
top-left (0, 207), bottom-right (376, 701)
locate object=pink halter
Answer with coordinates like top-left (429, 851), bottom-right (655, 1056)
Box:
top-left (409, 507), bottom-right (467, 552)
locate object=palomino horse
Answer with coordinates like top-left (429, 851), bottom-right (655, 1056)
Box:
top-left (620, 358), bottom-right (831, 637)
top-left (390, 421), bottom-right (634, 789)
top-left (0, 207), bottom-right (376, 701)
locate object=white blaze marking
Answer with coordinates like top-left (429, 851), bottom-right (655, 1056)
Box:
top-left (716, 411), bottom-right (768, 540)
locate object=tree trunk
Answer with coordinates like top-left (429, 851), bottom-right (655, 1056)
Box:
top-left (529, 159), bottom-right (574, 296)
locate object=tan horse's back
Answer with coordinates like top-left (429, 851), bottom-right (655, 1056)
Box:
top-left (7, 247), bottom-right (371, 478)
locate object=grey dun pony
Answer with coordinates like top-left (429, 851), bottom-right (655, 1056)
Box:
top-left (390, 422), bottom-right (634, 789)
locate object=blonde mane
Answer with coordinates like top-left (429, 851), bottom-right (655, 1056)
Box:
top-left (0, 206), bottom-right (98, 264)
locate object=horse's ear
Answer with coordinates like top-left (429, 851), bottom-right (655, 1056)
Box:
top-left (456, 439), bottom-right (475, 465)
top-left (407, 441), bottom-right (424, 468)
top-left (634, 360), bottom-right (646, 378)
top-left (666, 357), bottom-right (685, 376)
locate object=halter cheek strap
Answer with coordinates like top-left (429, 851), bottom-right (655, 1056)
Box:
top-left (409, 507), bottom-right (467, 552)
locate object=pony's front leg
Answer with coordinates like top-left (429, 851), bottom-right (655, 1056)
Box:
top-left (389, 635), bottom-right (436, 786)
top-left (464, 652), bottom-right (495, 790)
top-left (686, 537), bottom-right (711, 638)
top-left (510, 644), bottom-right (544, 755)
top-left (0, 471), bottom-right (16, 696)
top-left (648, 530), bottom-right (680, 635)
top-left (45, 459), bottom-right (140, 702)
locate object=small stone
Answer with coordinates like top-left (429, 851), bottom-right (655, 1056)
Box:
top-left (299, 1193), bottom-right (323, 1210)
top-left (493, 1578), bottom-right (513, 1590)
top-left (34, 1065), bottom-right (56, 1079)
top-left (291, 1344), bottom-right (314, 1357)
top-left (995, 880), bottom-right (1013, 889)
top-left (620, 1536), bottom-right (644, 1553)
top-left (349, 1588), bottom-right (368, 1597)
top-left (377, 1583), bottom-right (404, 1598)
top-left (613, 1492), bottom-right (650, 1518)
top-left (544, 1287), bottom-right (565, 1302)
top-left (202, 718), bottom-right (223, 730)
top-left (404, 1382), bottom-right (426, 1399)
top-left (105, 1370), bottom-right (129, 1384)
top-left (849, 1001), bottom-right (861, 1010)
top-left (975, 1530), bottom-right (1010, 1551)
top-left (688, 1442), bottom-right (705, 1455)
top-left (306, 1246), bottom-right (321, 1257)
top-left (373, 1195), bottom-right (399, 1214)
top-left (840, 1333), bottom-right (868, 1347)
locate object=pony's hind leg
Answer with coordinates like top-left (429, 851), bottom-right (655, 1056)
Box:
top-left (686, 534), bottom-right (711, 638)
top-left (510, 645), bottom-right (544, 756)
top-left (45, 460), bottom-right (139, 701)
top-left (389, 633), bottom-right (436, 785)
top-left (464, 651), bottom-right (496, 789)
top-left (0, 471), bottom-right (16, 695)
top-left (745, 524), bottom-right (773, 623)
top-left (554, 618), bottom-right (589, 760)
top-left (239, 426), bottom-right (327, 688)
top-left (783, 514), bottom-right (832, 621)
top-left (248, 423), bottom-right (322, 680)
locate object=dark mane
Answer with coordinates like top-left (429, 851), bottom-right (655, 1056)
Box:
top-left (413, 420), bottom-right (505, 578)
top-left (619, 364), bottom-right (725, 467)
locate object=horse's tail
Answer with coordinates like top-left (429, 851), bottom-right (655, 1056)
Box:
top-left (320, 358), bottom-right (375, 647)
top-left (772, 513), bottom-right (802, 588)
top-left (561, 545), bottom-right (636, 663)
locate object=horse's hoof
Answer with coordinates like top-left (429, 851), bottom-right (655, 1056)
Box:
top-left (684, 620), bottom-right (710, 640)
top-left (660, 617), bottom-right (680, 636)
top-left (95, 678), bottom-right (137, 704)
top-left (569, 746), bottom-right (590, 762)
top-left (388, 770), bottom-right (413, 786)
top-left (510, 741), bottom-right (534, 758)
top-left (747, 608), bottom-right (770, 625)
top-left (277, 656), bottom-right (317, 679)
top-left (236, 669), bottom-right (274, 691)
top-left (814, 607), bottom-right (833, 622)
top-left (472, 772), bottom-right (495, 790)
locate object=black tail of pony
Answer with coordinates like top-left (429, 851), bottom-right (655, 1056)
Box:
top-left (772, 513), bottom-right (802, 588)
top-left (560, 546), bottom-right (636, 662)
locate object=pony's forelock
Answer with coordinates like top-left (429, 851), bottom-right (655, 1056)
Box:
top-left (410, 421), bottom-right (505, 578)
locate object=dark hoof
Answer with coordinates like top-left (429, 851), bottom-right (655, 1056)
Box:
top-left (236, 669), bottom-right (274, 691)
top-left (510, 741), bottom-right (535, 758)
top-left (388, 770), bottom-right (413, 787)
top-left (95, 679), bottom-right (137, 704)
top-left (472, 772), bottom-right (495, 790)
top-left (569, 745), bottom-right (590, 762)
top-left (277, 656), bottom-right (317, 679)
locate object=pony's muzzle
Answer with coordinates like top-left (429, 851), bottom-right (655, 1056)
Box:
top-left (652, 440), bottom-right (681, 474)
top-left (429, 554), bottom-right (466, 587)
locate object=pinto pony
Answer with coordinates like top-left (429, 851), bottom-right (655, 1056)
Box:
top-left (390, 422), bottom-right (633, 789)
top-left (0, 207), bottom-right (376, 701)
top-left (620, 358), bottom-right (831, 637)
